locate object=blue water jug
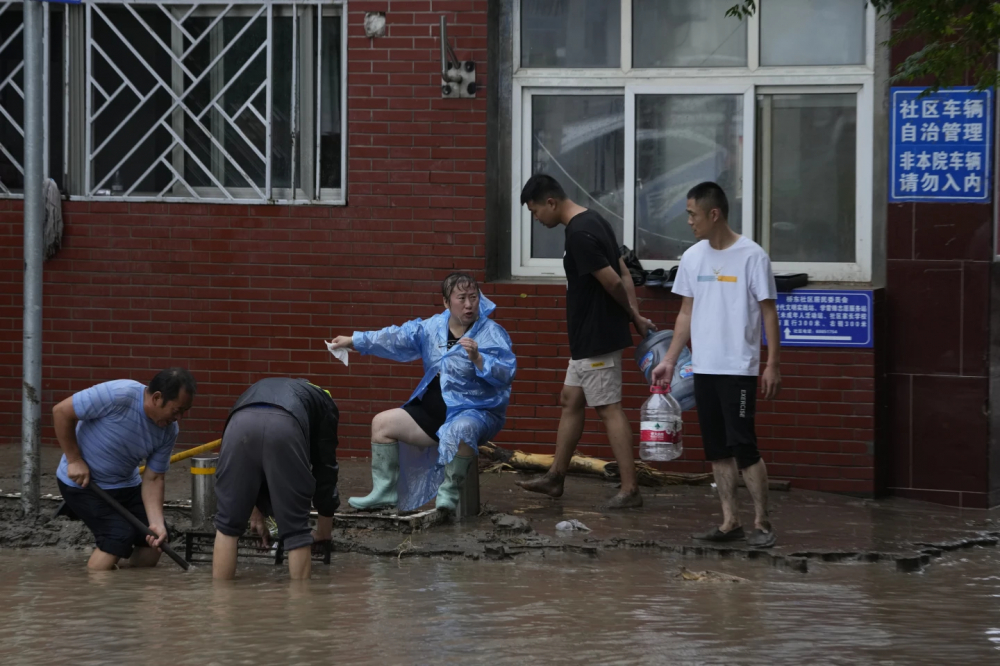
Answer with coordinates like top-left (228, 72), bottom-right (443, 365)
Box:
top-left (633, 330), bottom-right (695, 411)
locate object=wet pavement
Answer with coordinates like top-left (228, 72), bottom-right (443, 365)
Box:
top-left (1, 446), bottom-right (999, 573)
top-left (2, 446), bottom-right (1000, 662)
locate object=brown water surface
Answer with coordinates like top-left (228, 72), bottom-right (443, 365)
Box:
top-left (0, 548), bottom-right (998, 664)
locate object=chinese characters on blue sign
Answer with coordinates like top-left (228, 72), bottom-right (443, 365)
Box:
top-left (763, 290), bottom-right (873, 348)
top-left (890, 87), bottom-right (992, 203)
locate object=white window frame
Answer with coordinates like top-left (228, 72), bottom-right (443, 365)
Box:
top-left (0, 0), bottom-right (349, 206)
top-left (511, 0), bottom-right (877, 283)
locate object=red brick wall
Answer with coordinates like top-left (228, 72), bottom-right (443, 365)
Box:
top-left (0, 0), bottom-right (876, 496)
top-left (491, 283), bottom-right (876, 495)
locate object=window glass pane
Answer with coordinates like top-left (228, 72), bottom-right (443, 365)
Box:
top-left (756, 94), bottom-right (856, 262)
top-left (318, 12), bottom-right (342, 192)
top-left (269, 16), bottom-right (294, 190)
top-left (0, 5), bottom-right (62, 195)
top-left (521, 0), bottom-right (620, 68)
top-left (530, 95), bottom-right (624, 259)
top-left (0, 5), bottom-right (23, 194)
top-left (635, 94), bottom-right (743, 260)
top-left (633, 0), bottom-right (747, 68)
top-left (761, 0), bottom-right (866, 66)
top-left (90, 6), bottom-right (174, 196)
top-left (271, 8), bottom-right (340, 195)
top-left (181, 15), bottom-right (222, 192)
top-left (185, 14), bottom-right (271, 192)
top-left (48, 9), bottom-right (65, 193)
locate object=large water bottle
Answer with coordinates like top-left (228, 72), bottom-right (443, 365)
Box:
top-left (639, 386), bottom-right (683, 461)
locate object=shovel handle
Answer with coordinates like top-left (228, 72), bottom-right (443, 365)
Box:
top-left (88, 483), bottom-right (190, 571)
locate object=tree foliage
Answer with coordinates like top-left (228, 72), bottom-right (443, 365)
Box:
top-left (727, 1), bottom-right (1000, 94)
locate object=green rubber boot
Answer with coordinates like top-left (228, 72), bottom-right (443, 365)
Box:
top-left (435, 454), bottom-right (474, 514)
top-left (348, 442), bottom-right (399, 510)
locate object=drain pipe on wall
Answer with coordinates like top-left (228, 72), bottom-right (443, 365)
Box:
top-left (21, 0), bottom-right (45, 518)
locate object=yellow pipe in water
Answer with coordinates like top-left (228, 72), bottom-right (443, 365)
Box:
top-left (138, 439), bottom-right (221, 474)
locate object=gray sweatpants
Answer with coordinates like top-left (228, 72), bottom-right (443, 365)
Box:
top-left (215, 406), bottom-right (316, 551)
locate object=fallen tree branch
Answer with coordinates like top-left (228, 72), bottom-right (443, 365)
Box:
top-left (478, 441), bottom-right (790, 491)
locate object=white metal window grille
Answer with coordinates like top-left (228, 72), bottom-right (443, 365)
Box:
top-left (83, 1), bottom-right (346, 204)
top-left (0, 2), bottom-right (55, 197)
top-left (512, 0), bottom-right (879, 283)
top-left (0, 1), bottom-right (347, 204)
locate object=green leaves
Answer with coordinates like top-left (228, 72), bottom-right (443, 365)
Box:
top-left (881, 0), bottom-right (999, 94)
top-left (726, 1), bottom-right (1000, 95)
top-left (725, 0), bottom-right (756, 21)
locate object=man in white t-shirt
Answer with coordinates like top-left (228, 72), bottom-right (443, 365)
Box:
top-left (652, 182), bottom-right (781, 548)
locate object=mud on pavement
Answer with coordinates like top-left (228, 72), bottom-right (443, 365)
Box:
top-left (2, 454), bottom-right (1000, 573)
top-left (0, 499), bottom-right (199, 550)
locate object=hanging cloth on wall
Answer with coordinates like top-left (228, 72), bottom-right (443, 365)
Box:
top-left (43, 178), bottom-right (63, 261)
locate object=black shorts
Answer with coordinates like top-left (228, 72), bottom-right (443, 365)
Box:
top-left (693, 374), bottom-right (762, 470)
top-left (403, 376), bottom-right (447, 442)
top-left (57, 479), bottom-right (154, 559)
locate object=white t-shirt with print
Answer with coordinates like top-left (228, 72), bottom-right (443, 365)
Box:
top-left (672, 236), bottom-right (777, 376)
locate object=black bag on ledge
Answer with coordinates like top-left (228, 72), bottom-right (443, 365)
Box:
top-left (619, 245), bottom-right (646, 287)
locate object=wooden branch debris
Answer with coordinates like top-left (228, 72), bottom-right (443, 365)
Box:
top-left (478, 441), bottom-right (790, 491)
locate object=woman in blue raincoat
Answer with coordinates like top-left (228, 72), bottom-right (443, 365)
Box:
top-left (327, 273), bottom-right (516, 513)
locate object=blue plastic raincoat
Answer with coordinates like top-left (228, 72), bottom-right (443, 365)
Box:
top-left (352, 293), bottom-right (516, 511)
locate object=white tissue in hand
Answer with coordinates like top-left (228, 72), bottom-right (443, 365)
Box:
top-left (325, 341), bottom-right (349, 367)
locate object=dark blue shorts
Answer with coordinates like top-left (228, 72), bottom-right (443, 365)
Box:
top-left (57, 479), bottom-right (154, 559)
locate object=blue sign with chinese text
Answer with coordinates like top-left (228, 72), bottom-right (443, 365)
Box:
top-left (763, 290), bottom-right (873, 348)
top-left (890, 87), bottom-right (992, 203)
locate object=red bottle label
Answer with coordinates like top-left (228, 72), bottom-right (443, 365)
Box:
top-left (640, 421), bottom-right (680, 444)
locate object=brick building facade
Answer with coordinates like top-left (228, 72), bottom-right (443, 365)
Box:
top-left (0, 1), bottom-right (993, 505)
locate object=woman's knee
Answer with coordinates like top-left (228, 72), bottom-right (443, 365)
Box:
top-left (371, 410), bottom-right (398, 444)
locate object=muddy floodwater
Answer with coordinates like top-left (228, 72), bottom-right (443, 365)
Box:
top-left (1, 547), bottom-right (998, 665)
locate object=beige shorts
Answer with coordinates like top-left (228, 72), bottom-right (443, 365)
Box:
top-left (564, 350), bottom-right (623, 407)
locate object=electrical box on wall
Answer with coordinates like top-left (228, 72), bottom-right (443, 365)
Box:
top-left (442, 61), bottom-right (476, 99)
top-left (439, 16), bottom-right (475, 99)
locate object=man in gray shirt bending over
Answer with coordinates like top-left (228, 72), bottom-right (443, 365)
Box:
top-left (213, 377), bottom-right (340, 579)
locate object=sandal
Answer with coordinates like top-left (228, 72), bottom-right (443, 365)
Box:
top-left (692, 526), bottom-right (746, 542)
top-left (663, 265), bottom-right (679, 288)
top-left (746, 529), bottom-right (777, 548)
top-left (645, 268), bottom-right (666, 287)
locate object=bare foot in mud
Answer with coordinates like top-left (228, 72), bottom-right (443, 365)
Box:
top-left (598, 490), bottom-right (643, 510)
top-left (515, 473), bottom-right (565, 498)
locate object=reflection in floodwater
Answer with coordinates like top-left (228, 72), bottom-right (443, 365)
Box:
top-left (0, 547), bottom-right (998, 664)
